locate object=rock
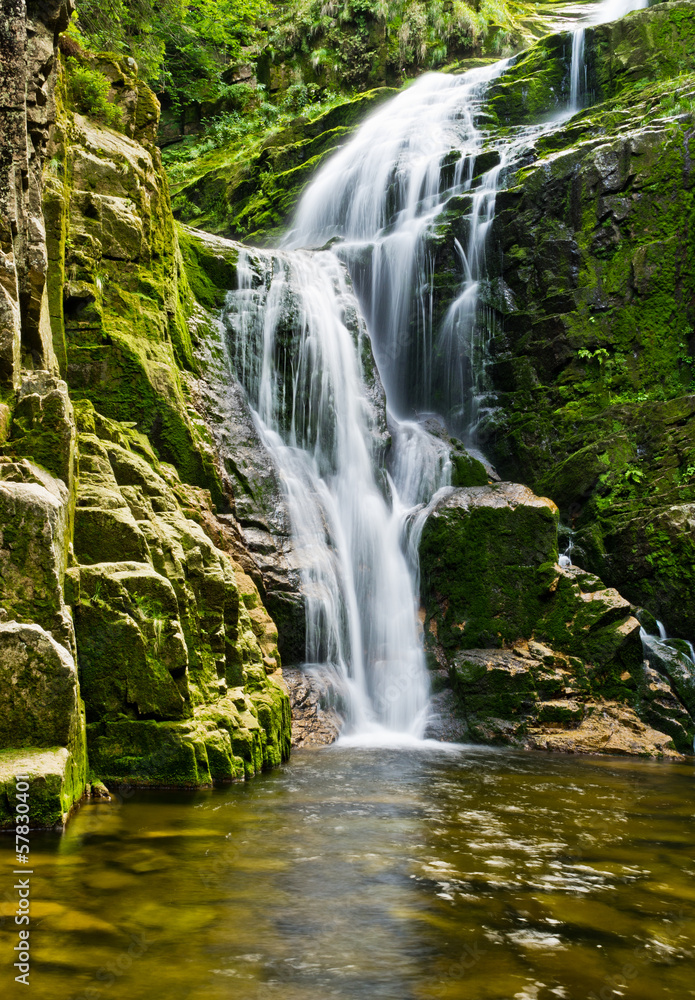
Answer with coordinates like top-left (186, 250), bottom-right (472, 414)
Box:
top-left (88, 676), bottom-right (290, 785)
top-left (600, 505), bottom-right (695, 639)
top-left (0, 621), bottom-right (87, 828)
top-left (418, 480), bottom-right (691, 753)
top-left (0, 458), bottom-right (75, 651)
top-left (527, 702), bottom-right (681, 759)
top-left (283, 667), bottom-right (343, 747)
top-left (67, 415), bottom-right (292, 781)
top-left (0, 621), bottom-right (84, 749)
top-left (446, 641), bottom-right (685, 758)
top-left (641, 633), bottom-right (695, 718)
top-left (0, 0), bottom-right (293, 804)
top-left (419, 482), bottom-right (560, 651)
top-left (0, 0), bottom-right (70, 388)
top-left (0, 747), bottom-right (85, 830)
top-left (89, 779), bottom-right (111, 799)
top-left (9, 372), bottom-right (76, 488)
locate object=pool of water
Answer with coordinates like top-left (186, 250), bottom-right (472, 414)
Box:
top-left (1, 744), bottom-right (694, 1000)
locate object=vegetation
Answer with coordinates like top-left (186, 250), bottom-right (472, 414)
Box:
top-left (65, 57), bottom-right (124, 128)
top-left (70, 0), bottom-right (273, 112)
top-left (68, 0), bottom-right (558, 148)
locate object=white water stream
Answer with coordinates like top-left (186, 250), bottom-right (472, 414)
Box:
top-left (222, 0), bottom-right (655, 739)
top-left (568, 0), bottom-right (649, 111)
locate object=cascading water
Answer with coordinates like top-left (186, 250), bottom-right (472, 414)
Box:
top-left (222, 0), bottom-right (663, 741)
top-left (568, 0), bottom-right (649, 112)
top-left (286, 64), bottom-right (510, 439)
top-left (223, 247), bottom-right (429, 737)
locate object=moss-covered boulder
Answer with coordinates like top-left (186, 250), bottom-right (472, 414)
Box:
top-left (418, 479), bottom-right (694, 752)
top-left (0, 747), bottom-right (86, 830)
top-left (0, 623), bottom-right (87, 828)
top-left (419, 482), bottom-right (561, 650)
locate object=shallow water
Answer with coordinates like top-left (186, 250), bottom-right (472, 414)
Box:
top-left (1, 745), bottom-right (694, 1000)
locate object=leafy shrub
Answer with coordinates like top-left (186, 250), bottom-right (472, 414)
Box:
top-left (66, 57), bottom-right (123, 129)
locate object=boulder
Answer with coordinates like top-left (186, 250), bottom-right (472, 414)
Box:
top-left (0, 622), bottom-right (87, 827)
top-left (447, 640), bottom-right (688, 758)
top-left (419, 482), bottom-right (561, 650)
top-left (419, 481), bottom-right (692, 754)
top-left (0, 458), bottom-right (75, 652)
top-left (0, 748), bottom-right (85, 830)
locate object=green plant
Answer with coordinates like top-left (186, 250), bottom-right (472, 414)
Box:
top-left (66, 58), bottom-right (123, 129)
top-left (577, 347), bottom-right (610, 366)
top-left (623, 466), bottom-right (646, 485)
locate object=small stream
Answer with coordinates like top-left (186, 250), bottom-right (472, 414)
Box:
top-left (2, 746), bottom-right (693, 1000)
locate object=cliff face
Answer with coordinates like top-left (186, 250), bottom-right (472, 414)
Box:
top-left (481, 2), bottom-right (695, 637)
top-left (0, 0), bottom-right (71, 385)
top-left (0, 2), bottom-right (290, 828)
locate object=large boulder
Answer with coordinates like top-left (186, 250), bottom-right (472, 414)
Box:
top-left (419, 483), bottom-right (562, 651)
top-left (419, 481), bottom-right (694, 755)
top-left (0, 621), bottom-right (87, 828)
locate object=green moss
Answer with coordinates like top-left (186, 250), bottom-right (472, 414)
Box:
top-left (0, 747), bottom-right (86, 829)
top-left (450, 449), bottom-right (489, 487)
top-left (167, 88), bottom-right (399, 240)
top-left (420, 487), bottom-right (559, 650)
top-left (177, 225), bottom-right (238, 310)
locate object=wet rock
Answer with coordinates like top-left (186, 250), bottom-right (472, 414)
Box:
top-left (283, 667), bottom-right (343, 748)
top-left (444, 642), bottom-right (685, 758)
top-left (419, 482), bottom-right (561, 651)
top-left (641, 633), bottom-right (695, 717)
top-left (0, 620), bottom-right (87, 828)
top-left (0, 747), bottom-right (84, 830)
top-left (418, 481), bottom-right (691, 754)
top-left (0, 457), bottom-right (75, 652)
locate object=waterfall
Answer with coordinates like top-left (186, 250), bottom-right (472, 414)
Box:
top-left (286, 64), bottom-right (510, 438)
top-left (223, 248), bottom-right (430, 737)
top-left (568, 0), bottom-right (649, 112)
top-left (569, 28), bottom-right (586, 111)
top-left (221, 0), bottom-right (656, 740)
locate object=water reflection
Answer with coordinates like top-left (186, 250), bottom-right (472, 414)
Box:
top-left (1, 746), bottom-right (693, 1000)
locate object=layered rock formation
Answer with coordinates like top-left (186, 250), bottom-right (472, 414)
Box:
top-left (419, 482), bottom-right (694, 755)
top-left (0, 1), bottom-right (291, 827)
top-left (479, 1), bottom-right (695, 636)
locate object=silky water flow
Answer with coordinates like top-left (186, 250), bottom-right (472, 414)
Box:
top-left (221, 0), bottom-right (651, 740)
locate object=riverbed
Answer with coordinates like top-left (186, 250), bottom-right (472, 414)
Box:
top-left (1, 744), bottom-right (693, 1000)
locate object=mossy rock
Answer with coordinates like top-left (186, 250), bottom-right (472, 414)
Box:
top-left (420, 482), bottom-right (560, 650)
top-left (169, 88), bottom-right (399, 242)
top-left (0, 747), bottom-right (86, 829)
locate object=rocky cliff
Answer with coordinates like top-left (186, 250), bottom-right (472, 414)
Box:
top-left (0, 0), bottom-right (290, 828)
